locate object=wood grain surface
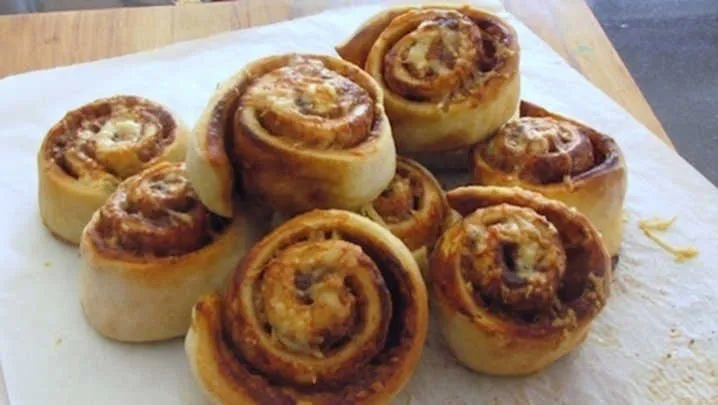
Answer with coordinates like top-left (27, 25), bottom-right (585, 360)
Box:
top-left (0, 0), bottom-right (671, 145)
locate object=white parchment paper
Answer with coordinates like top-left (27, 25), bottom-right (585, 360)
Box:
top-left (1, 2), bottom-right (716, 404)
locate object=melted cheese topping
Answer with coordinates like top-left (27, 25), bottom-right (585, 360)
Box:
top-left (52, 99), bottom-right (173, 183)
top-left (95, 163), bottom-right (221, 257)
top-left (381, 9), bottom-right (514, 104)
top-left (461, 205), bottom-right (566, 312)
top-left (82, 119), bottom-right (142, 145)
top-left (240, 56), bottom-right (374, 150)
top-left (406, 36), bottom-right (432, 71)
top-left (481, 117), bottom-right (596, 184)
top-left (228, 237), bottom-right (393, 388)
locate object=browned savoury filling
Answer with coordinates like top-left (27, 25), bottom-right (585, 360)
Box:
top-left (434, 189), bottom-right (609, 336)
top-left (48, 97), bottom-right (176, 181)
top-left (459, 205), bottom-right (567, 316)
top-left (92, 163), bottom-right (227, 257)
top-left (382, 10), bottom-right (513, 103)
top-left (366, 158), bottom-right (448, 253)
top-left (237, 57), bottom-right (375, 150)
top-left (480, 116), bottom-right (614, 184)
top-left (372, 165), bottom-right (424, 224)
top-left (217, 224), bottom-right (417, 403)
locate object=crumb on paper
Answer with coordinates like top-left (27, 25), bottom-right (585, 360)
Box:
top-left (649, 330), bottom-right (718, 402)
top-left (639, 217), bottom-right (677, 231)
top-left (689, 339), bottom-right (696, 346)
top-left (44, 261), bottom-right (51, 267)
top-left (55, 338), bottom-right (62, 346)
top-left (637, 217), bottom-right (699, 261)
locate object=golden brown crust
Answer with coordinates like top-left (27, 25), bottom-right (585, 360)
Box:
top-left (471, 101), bottom-right (627, 257)
top-left (430, 186), bottom-right (610, 375)
top-left (336, 4), bottom-right (520, 154)
top-left (80, 163), bottom-right (264, 342)
top-left (186, 210), bottom-right (428, 404)
top-left (187, 70), bottom-right (250, 217)
top-left (189, 54), bottom-right (396, 216)
top-left (38, 95), bottom-right (187, 245)
top-left (86, 163), bottom-right (226, 259)
top-left (359, 157), bottom-right (449, 277)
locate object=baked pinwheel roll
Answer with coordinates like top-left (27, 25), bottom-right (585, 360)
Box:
top-left (360, 157), bottom-right (449, 275)
top-left (431, 186), bottom-right (610, 376)
top-left (336, 4), bottom-right (520, 155)
top-left (38, 95), bottom-right (187, 244)
top-left (188, 54), bottom-right (395, 216)
top-left (471, 101), bottom-right (627, 258)
top-left (80, 163), bottom-right (263, 342)
top-left (186, 210), bottom-right (428, 404)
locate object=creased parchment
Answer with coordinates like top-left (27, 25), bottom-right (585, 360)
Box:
top-left (0, 1), bottom-right (716, 404)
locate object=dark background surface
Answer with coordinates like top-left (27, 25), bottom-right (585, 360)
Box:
top-left (1, 0), bottom-right (716, 183)
top-left (587, 0), bottom-right (717, 184)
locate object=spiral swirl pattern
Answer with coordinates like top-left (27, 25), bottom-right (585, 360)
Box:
top-left (434, 187), bottom-right (609, 324)
top-left (336, 5), bottom-right (520, 154)
top-left (186, 210), bottom-right (427, 403)
top-left (47, 96), bottom-right (181, 187)
top-left (238, 57), bottom-right (374, 150)
top-left (479, 117), bottom-right (598, 184)
top-left (381, 9), bottom-right (496, 105)
top-left (471, 101), bottom-right (627, 259)
top-left (226, 237), bottom-right (392, 386)
top-left (216, 54), bottom-right (395, 214)
top-left (458, 204), bottom-right (566, 312)
top-left (79, 161), bottom-right (257, 343)
top-left (38, 95), bottom-right (187, 245)
top-left (430, 186), bottom-right (610, 375)
top-left (92, 163), bottom-right (226, 257)
top-left (362, 157), bottom-right (447, 253)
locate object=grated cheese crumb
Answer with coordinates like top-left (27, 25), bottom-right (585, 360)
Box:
top-left (638, 217), bottom-right (699, 262)
top-left (639, 217), bottom-right (677, 231)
